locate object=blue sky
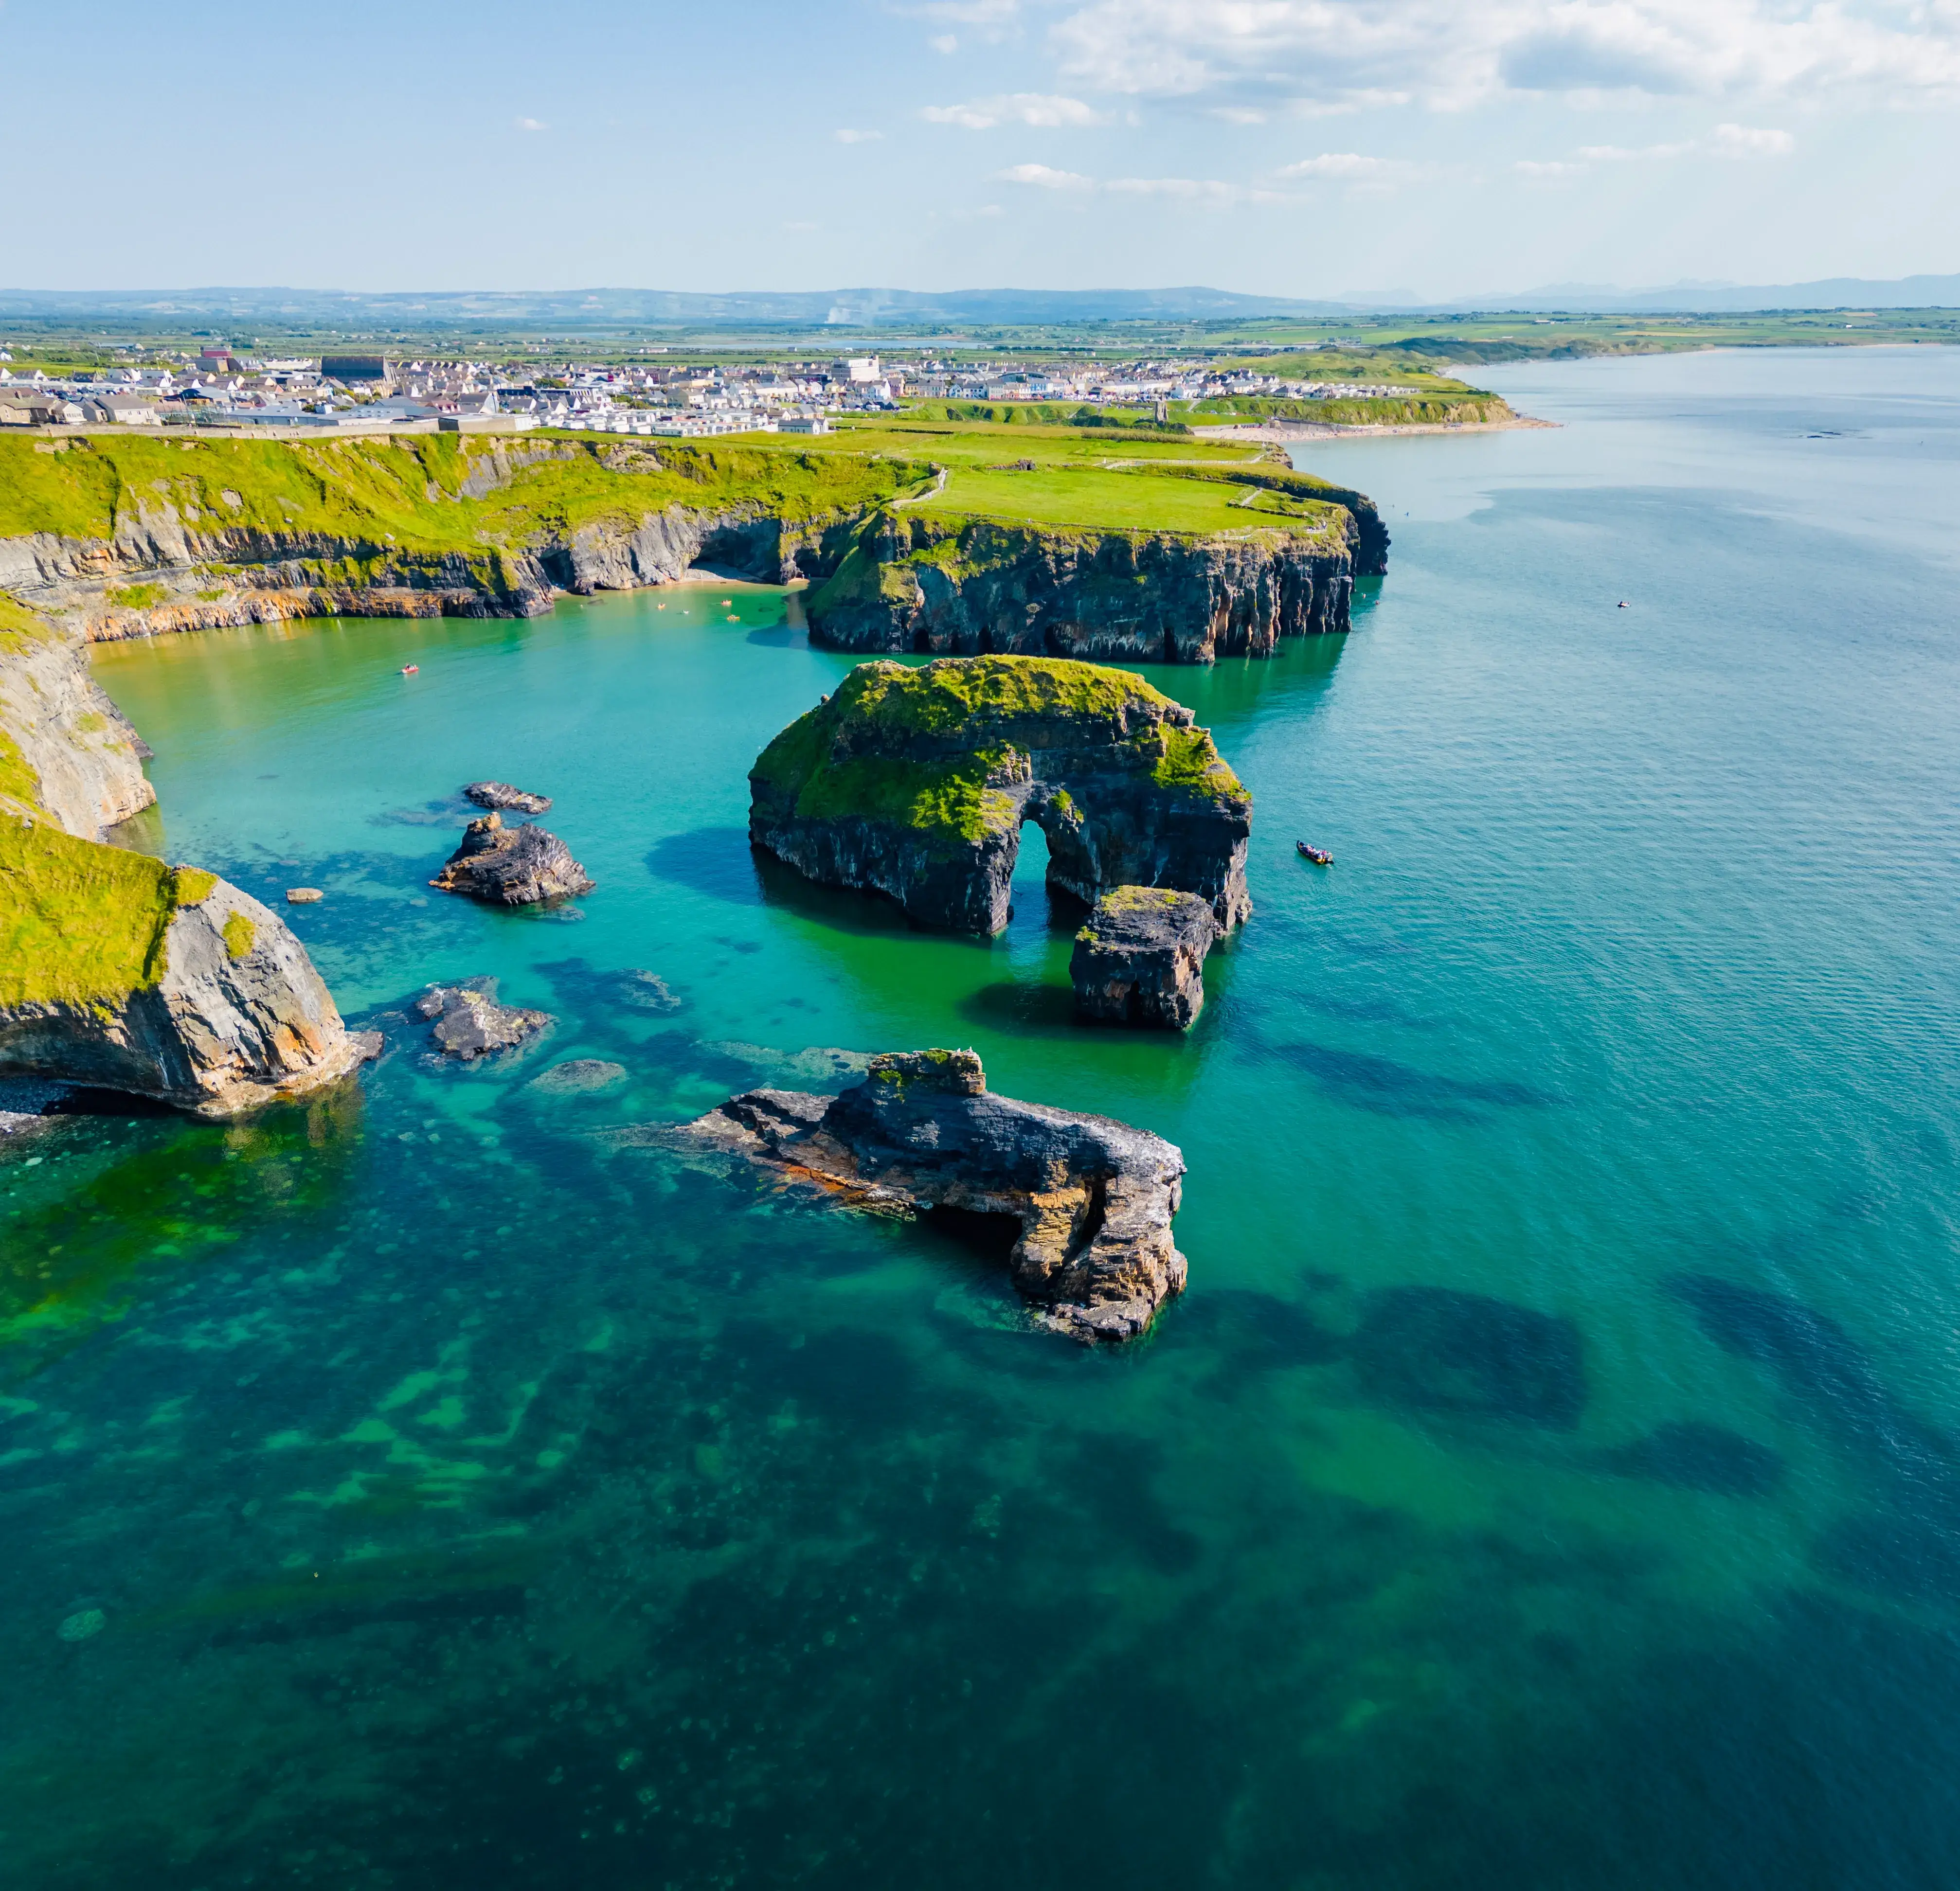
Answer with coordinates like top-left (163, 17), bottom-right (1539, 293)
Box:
top-left (6, 0), bottom-right (1956, 299)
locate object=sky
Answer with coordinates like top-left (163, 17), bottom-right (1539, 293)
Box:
top-left (5, 0), bottom-right (1957, 301)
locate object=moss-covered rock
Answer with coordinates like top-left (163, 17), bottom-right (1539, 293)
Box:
top-left (0, 811), bottom-right (375, 1116)
top-left (749, 655), bottom-right (1252, 934)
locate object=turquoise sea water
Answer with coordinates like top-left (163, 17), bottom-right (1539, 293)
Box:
top-left (5, 346), bottom-right (1960, 1887)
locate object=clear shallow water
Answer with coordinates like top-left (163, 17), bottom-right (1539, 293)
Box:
top-left (5, 349), bottom-right (1960, 1887)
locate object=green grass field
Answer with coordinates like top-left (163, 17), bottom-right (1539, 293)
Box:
top-left (919, 465), bottom-right (1336, 535)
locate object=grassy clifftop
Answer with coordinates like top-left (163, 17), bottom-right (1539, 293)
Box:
top-left (0, 434), bottom-right (931, 556)
top-left (0, 813), bottom-right (211, 1009)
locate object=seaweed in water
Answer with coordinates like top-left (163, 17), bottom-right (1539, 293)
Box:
top-left (1349, 1285), bottom-right (1586, 1429)
top-left (1666, 1275), bottom-right (1952, 1471)
top-left (1594, 1422), bottom-right (1784, 1498)
top-left (1266, 1040), bottom-right (1550, 1122)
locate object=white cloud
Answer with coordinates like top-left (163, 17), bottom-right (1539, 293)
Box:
top-left (783, 220), bottom-right (820, 232)
top-left (906, 0), bottom-right (1016, 18)
top-left (1278, 152), bottom-right (1400, 178)
top-left (1578, 123), bottom-right (1794, 160)
top-left (1515, 159), bottom-right (1586, 177)
top-left (1709, 120), bottom-right (1796, 156)
top-left (931, 32), bottom-right (959, 52)
top-left (1107, 175), bottom-right (1246, 200)
top-left (996, 162), bottom-right (1097, 188)
top-left (1579, 140), bottom-right (1693, 160)
top-left (1049, 0), bottom-right (1960, 109)
top-left (922, 92), bottom-right (1109, 127)
top-left (1209, 105), bottom-right (1267, 123)
top-left (514, 117), bottom-right (547, 132)
top-left (833, 128), bottom-right (884, 143)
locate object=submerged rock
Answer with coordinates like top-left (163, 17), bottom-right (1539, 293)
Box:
top-left (463, 781), bottom-right (553, 815)
top-left (0, 815), bottom-right (377, 1118)
top-left (606, 968), bottom-right (680, 1012)
top-left (1071, 886), bottom-right (1219, 1029)
top-left (749, 655), bottom-right (1252, 935)
top-left (666, 1048), bottom-right (1188, 1342)
top-left (430, 813), bottom-right (594, 906)
top-left (416, 978), bottom-right (553, 1059)
top-left (286, 887), bottom-right (323, 904)
top-left (528, 1058), bottom-right (628, 1094)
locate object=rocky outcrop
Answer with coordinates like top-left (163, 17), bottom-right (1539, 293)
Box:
top-left (749, 655), bottom-right (1252, 934)
top-left (430, 813), bottom-right (593, 906)
top-left (0, 601), bottom-right (154, 836)
top-left (1071, 886), bottom-right (1219, 1028)
top-left (463, 780), bottom-right (552, 814)
top-left (0, 813), bottom-right (377, 1117)
top-left (805, 476), bottom-right (1380, 664)
top-left (416, 979), bottom-right (553, 1058)
top-left (668, 1049), bottom-right (1188, 1342)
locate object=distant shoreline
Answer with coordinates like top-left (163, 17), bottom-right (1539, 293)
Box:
top-left (1193, 416), bottom-right (1559, 443)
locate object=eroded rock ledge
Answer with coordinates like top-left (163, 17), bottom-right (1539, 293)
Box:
top-left (667, 1049), bottom-right (1188, 1342)
top-left (749, 655), bottom-right (1253, 934)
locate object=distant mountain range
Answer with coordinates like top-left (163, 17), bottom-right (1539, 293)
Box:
top-left (0, 277), bottom-right (1954, 327)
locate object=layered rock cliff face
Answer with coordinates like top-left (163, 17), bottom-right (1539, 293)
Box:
top-left (749, 655), bottom-right (1253, 934)
top-left (0, 813), bottom-right (375, 1117)
top-left (1, 498), bottom-right (868, 641)
top-left (0, 601), bottom-right (154, 836)
top-left (805, 512), bottom-right (1359, 663)
top-left (668, 1049), bottom-right (1189, 1342)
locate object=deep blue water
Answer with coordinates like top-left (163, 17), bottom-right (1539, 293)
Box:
top-left (3, 345), bottom-right (1959, 1888)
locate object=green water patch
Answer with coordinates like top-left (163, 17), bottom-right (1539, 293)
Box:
top-left (0, 1084), bottom-right (365, 1379)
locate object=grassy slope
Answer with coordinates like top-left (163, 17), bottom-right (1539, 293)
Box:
top-left (0, 815), bottom-right (212, 1009)
top-left (0, 434), bottom-right (929, 556)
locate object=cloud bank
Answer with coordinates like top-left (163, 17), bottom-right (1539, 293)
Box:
top-left (1049, 0), bottom-right (1960, 108)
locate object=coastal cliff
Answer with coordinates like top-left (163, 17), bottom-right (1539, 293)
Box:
top-left (0, 593), bottom-right (154, 836)
top-left (0, 433), bottom-right (913, 641)
top-left (0, 581), bottom-right (374, 1116)
top-left (808, 511), bottom-right (1357, 662)
top-left (803, 467), bottom-right (1385, 664)
top-left (749, 655), bottom-right (1252, 934)
top-left (0, 436), bottom-right (1387, 659)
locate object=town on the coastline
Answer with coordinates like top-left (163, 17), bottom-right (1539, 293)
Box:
top-left (0, 339), bottom-right (1421, 437)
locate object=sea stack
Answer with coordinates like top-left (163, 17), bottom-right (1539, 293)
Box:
top-left (1071, 886), bottom-right (1219, 1029)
